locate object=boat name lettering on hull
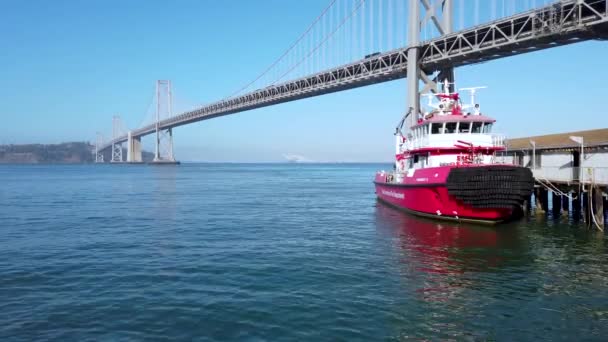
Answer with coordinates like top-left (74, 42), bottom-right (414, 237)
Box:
top-left (381, 189), bottom-right (405, 199)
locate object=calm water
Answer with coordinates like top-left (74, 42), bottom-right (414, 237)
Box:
top-left (1, 164), bottom-right (607, 341)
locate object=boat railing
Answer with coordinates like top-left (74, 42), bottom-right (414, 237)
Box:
top-left (405, 136), bottom-right (429, 150)
top-left (405, 134), bottom-right (505, 151)
top-left (491, 134), bottom-right (506, 148)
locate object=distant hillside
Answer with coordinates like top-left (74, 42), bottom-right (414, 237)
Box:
top-left (0, 142), bottom-right (153, 164)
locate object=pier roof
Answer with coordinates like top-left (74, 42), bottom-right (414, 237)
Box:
top-left (506, 128), bottom-right (608, 151)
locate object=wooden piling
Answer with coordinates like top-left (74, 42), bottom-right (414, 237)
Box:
top-left (604, 194), bottom-right (608, 226)
top-left (541, 188), bottom-right (549, 214)
top-left (524, 194), bottom-right (532, 216)
top-left (561, 193), bottom-right (570, 215)
top-left (552, 191), bottom-right (562, 217)
top-left (592, 186), bottom-right (604, 230)
top-left (535, 188), bottom-right (546, 214)
top-left (572, 191), bottom-right (582, 221)
top-left (583, 191), bottom-right (591, 224)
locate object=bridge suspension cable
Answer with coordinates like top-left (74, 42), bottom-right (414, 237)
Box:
top-left (272, 0), bottom-right (366, 85)
top-left (226, 0), bottom-right (339, 99)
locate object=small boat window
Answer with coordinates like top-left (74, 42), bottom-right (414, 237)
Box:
top-left (459, 122), bottom-right (471, 133)
top-left (482, 123), bottom-right (493, 133)
top-left (445, 122), bottom-right (457, 134)
top-left (431, 123), bottom-right (442, 134)
top-left (471, 122), bottom-right (483, 133)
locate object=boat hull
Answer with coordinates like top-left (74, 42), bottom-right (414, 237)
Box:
top-left (374, 165), bottom-right (534, 223)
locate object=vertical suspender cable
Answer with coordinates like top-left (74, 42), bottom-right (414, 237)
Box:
top-left (379, 0), bottom-right (383, 53)
top-left (330, 2), bottom-right (333, 68)
top-left (369, 0), bottom-right (376, 53)
top-left (352, 0), bottom-right (357, 61)
top-left (324, 9), bottom-right (327, 70)
top-left (398, 0), bottom-right (403, 48)
top-left (388, 0), bottom-right (392, 50)
top-left (337, 0), bottom-right (340, 66)
top-left (226, 0), bottom-right (337, 97)
top-left (459, 0), bottom-right (465, 29)
top-left (272, 0), bottom-right (365, 83)
top-left (361, 0), bottom-right (365, 57)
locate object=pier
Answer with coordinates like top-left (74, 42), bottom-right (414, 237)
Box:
top-left (501, 129), bottom-right (608, 230)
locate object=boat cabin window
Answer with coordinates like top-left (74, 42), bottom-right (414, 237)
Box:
top-left (431, 123), bottom-right (442, 134)
top-left (471, 122), bottom-right (483, 133)
top-left (482, 123), bottom-right (493, 133)
top-left (459, 122), bottom-right (471, 133)
top-left (445, 122), bottom-right (457, 134)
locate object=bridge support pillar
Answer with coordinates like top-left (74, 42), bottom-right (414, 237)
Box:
top-left (110, 115), bottom-right (124, 163)
top-left (151, 127), bottom-right (178, 164)
top-left (127, 131), bottom-right (143, 163)
top-left (111, 142), bottom-right (123, 163)
top-left (95, 151), bottom-right (104, 163)
top-left (406, 0), bottom-right (420, 126)
top-left (407, 0), bottom-right (454, 127)
top-left (150, 80), bottom-right (179, 165)
top-left (95, 132), bottom-right (104, 163)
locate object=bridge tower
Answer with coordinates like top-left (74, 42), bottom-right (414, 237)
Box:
top-left (407, 0), bottom-right (454, 127)
top-left (152, 80), bottom-right (177, 164)
top-left (94, 132), bottom-right (104, 163)
top-left (111, 115), bottom-right (124, 163)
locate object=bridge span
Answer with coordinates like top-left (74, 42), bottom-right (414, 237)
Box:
top-left (97, 0), bottom-right (608, 162)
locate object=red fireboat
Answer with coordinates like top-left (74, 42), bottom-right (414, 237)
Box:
top-left (374, 81), bottom-right (533, 224)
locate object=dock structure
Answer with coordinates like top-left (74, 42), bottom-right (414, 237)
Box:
top-left (499, 129), bottom-right (608, 230)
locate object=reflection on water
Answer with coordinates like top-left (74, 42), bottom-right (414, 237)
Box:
top-left (375, 201), bottom-right (527, 303)
top-left (375, 200), bottom-right (608, 340)
top-left (151, 166), bottom-right (178, 219)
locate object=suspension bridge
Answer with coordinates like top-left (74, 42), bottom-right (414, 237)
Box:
top-left (94, 0), bottom-right (608, 163)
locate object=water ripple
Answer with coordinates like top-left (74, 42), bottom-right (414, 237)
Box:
top-left (0, 164), bottom-right (607, 341)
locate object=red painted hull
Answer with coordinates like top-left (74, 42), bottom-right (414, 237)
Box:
top-left (374, 165), bottom-right (521, 223)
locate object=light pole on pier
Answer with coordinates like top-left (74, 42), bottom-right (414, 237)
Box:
top-left (530, 140), bottom-right (536, 169)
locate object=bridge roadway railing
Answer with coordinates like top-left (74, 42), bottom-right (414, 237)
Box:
top-left (101, 0), bottom-right (608, 150)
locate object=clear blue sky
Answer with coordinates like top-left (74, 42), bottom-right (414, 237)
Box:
top-left (1, 0), bottom-right (606, 162)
